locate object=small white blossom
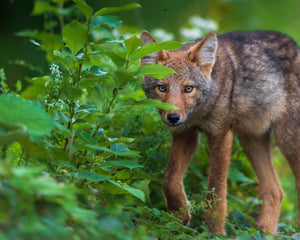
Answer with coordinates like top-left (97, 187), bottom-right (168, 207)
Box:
top-left (180, 15), bottom-right (219, 41)
top-left (180, 28), bottom-right (203, 40)
top-left (152, 29), bottom-right (174, 41)
top-left (189, 16), bottom-right (218, 31)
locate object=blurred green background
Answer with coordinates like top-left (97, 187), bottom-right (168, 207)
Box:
top-left (2, 0), bottom-right (300, 88)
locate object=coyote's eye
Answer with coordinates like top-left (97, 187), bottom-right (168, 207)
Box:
top-left (184, 85), bottom-right (194, 93)
top-left (158, 85), bottom-right (167, 92)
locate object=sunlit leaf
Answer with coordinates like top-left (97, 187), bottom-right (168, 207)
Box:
top-left (0, 94), bottom-right (54, 142)
top-left (113, 68), bottom-right (135, 88)
top-left (90, 16), bottom-right (122, 29)
top-left (124, 35), bottom-right (143, 56)
top-left (108, 180), bottom-right (145, 202)
top-left (110, 143), bottom-right (141, 158)
top-left (136, 64), bottom-right (177, 79)
top-left (73, 0), bottom-right (93, 20)
top-left (100, 160), bottom-right (142, 169)
top-left (82, 65), bottom-right (108, 78)
top-left (73, 171), bottom-right (110, 182)
top-left (103, 51), bottom-right (126, 67)
top-left (94, 3), bottom-right (141, 18)
top-left (135, 98), bottom-right (179, 110)
top-left (31, 1), bottom-right (58, 15)
top-left (131, 41), bottom-right (182, 60)
top-left (63, 22), bottom-right (87, 55)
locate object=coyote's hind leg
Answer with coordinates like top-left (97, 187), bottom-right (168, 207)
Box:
top-left (239, 132), bottom-right (284, 232)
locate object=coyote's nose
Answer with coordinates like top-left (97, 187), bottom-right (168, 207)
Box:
top-left (167, 113), bottom-right (180, 124)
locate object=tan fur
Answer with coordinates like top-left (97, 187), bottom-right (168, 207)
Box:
top-left (141, 30), bottom-right (300, 234)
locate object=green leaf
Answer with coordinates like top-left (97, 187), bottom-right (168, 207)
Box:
top-left (63, 22), bottom-right (87, 55)
top-left (124, 35), bottom-right (143, 56)
top-left (62, 84), bottom-right (82, 100)
top-left (110, 143), bottom-right (141, 158)
top-left (82, 65), bottom-right (108, 78)
top-left (103, 51), bottom-right (126, 67)
top-left (100, 160), bottom-right (142, 169)
top-left (90, 16), bottom-right (122, 30)
top-left (228, 168), bottom-right (254, 183)
top-left (113, 68), bottom-right (135, 88)
top-left (21, 76), bottom-right (49, 99)
top-left (114, 169), bottom-right (130, 180)
top-left (54, 121), bottom-right (71, 137)
top-left (53, 161), bottom-right (77, 171)
top-left (31, 1), bottom-right (58, 15)
top-left (108, 180), bottom-right (145, 202)
top-left (131, 41), bottom-right (182, 60)
top-left (94, 3), bottom-right (141, 18)
top-left (123, 185), bottom-right (145, 202)
top-left (73, 171), bottom-right (109, 182)
top-left (0, 123), bottom-right (28, 145)
top-left (0, 94), bottom-right (54, 142)
top-left (136, 64), bottom-right (177, 79)
top-left (135, 99), bottom-right (179, 110)
top-left (74, 144), bottom-right (113, 153)
top-left (73, 0), bottom-right (93, 20)
top-left (17, 31), bottom-right (64, 51)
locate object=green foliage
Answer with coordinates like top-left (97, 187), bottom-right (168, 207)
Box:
top-left (0, 94), bottom-right (54, 143)
top-left (1, 0), bottom-right (299, 239)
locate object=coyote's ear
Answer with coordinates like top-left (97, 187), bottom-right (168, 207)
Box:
top-left (189, 32), bottom-right (218, 78)
top-left (140, 30), bottom-right (168, 65)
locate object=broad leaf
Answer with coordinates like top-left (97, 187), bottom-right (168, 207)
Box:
top-left (31, 1), bottom-right (57, 15)
top-left (228, 168), bottom-right (254, 183)
top-left (74, 144), bottom-right (113, 153)
top-left (100, 160), bottom-right (142, 169)
top-left (124, 35), bottom-right (143, 56)
top-left (123, 185), bottom-right (145, 202)
top-left (73, 171), bottom-right (110, 182)
top-left (135, 99), bottom-right (179, 110)
top-left (131, 41), bottom-right (182, 60)
top-left (94, 3), bottom-right (141, 18)
top-left (0, 94), bottom-right (54, 142)
top-left (113, 68), bottom-right (135, 88)
top-left (82, 66), bottom-right (108, 78)
top-left (110, 143), bottom-right (141, 158)
top-left (90, 16), bottom-right (122, 29)
top-left (108, 180), bottom-right (145, 202)
top-left (63, 22), bottom-right (87, 55)
top-left (137, 64), bottom-right (177, 79)
top-left (73, 0), bottom-right (93, 20)
top-left (103, 51), bottom-right (126, 67)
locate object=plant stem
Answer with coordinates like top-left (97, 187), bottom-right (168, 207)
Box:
top-left (82, 87), bottom-right (119, 157)
top-left (64, 101), bottom-right (75, 151)
top-left (65, 18), bottom-right (92, 153)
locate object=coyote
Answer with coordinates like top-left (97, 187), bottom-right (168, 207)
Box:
top-left (140, 30), bottom-right (300, 234)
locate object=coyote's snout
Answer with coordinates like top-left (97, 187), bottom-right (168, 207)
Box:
top-left (141, 30), bottom-right (300, 234)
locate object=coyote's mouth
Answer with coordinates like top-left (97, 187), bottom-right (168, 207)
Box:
top-left (165, 122), bottom-right (182, 128)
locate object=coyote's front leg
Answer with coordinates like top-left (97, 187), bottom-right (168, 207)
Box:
top-left (163, 128), bottom-right (199, 225)
top-left (205, 130), bottom-right (233, 234)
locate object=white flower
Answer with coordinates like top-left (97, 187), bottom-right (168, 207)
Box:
top-left (46, 64), bottom-right (63, 90)
top-left (152, 29), bottom-right (174, 41)
top-left (189, 16), bottom-right (218, 31)
top-left (180, 28), bottom-right (203, 39)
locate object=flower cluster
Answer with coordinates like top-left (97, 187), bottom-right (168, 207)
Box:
top-left (44, 64), bottom-right (64, 111)
top-left (45, 64), bottom-right (63, 91)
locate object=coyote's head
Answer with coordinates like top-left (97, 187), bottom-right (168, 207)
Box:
top-left (140, 31), bottom-right (218, 130)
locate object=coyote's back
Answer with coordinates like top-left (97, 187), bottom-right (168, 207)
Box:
top-left (140, 30), bottom-right (300, 234)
